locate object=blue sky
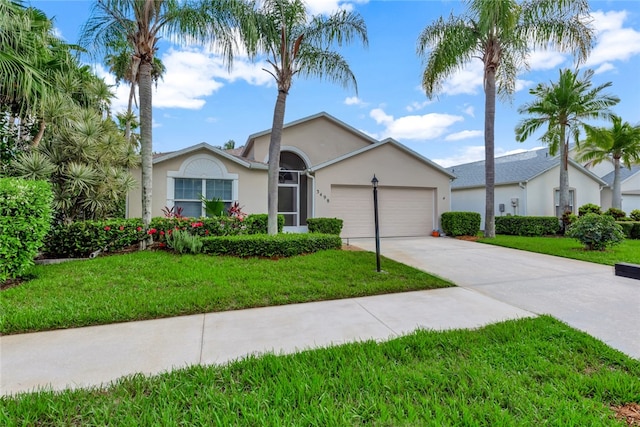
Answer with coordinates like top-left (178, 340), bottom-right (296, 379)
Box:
top-left (31, 0), bottom-right (640, 167)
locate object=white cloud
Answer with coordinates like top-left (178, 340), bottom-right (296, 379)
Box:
top-left (344, 96), bottom-right (367, 106)
top-left (593, 63), bottom-right (616, 75)
top-left (527, 50), bottom-right (567, 71)
top-left (514, 79), bottom-right (534, 92)
top-left (586, 10), bottom-right (640, 67)
top-left (440, 60), bottom-right (484, 96)
top-left (406, 100), bottom-right (432, 112)
top-left (370, 108), bottom-right (463, 140)
top-left (445, 130), bottom-right (483, 141)
top-left (304, 0), bottom-right (369, 15)
top-left (461, 105), bottom-right (474, 117)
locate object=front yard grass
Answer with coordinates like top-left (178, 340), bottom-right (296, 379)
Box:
top-left (478, 235), bottom-right (640, 265)
top-left (3, 316), bottom-right (639, 425)
top-left (0, 249), bottom-right (452, 335)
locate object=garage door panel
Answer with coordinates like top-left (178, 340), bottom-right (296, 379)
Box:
top-left (330, 185), bottom-right (434, 238)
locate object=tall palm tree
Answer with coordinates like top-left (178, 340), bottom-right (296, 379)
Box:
top-left (516, 68), bottom-right (619, 221)
top-left (80, 0), bottom-right (238, 245)
top-left (577, 116), bottom-right (640, 210)
top-left (246, 0), bottom-right (368, 234)
top-left (417, 0), bottom-right (593, 238)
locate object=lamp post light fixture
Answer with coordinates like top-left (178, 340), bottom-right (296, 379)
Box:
top-left (371, 175), bottom-right (381, 272)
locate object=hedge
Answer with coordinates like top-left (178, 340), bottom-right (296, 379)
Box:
top-left (440, 212), bottom-right (481, 237)
top-left (306, 217), bottom-right (344, 235)
top-left (495, 216), bottom-right (560, 236)
top-left (44, 218), bottom-right (146, 258)
top-left (1, 178), bottom-right (53, 281)
top-left (616, 221), bottom-right (640, 239)
top-left (201, 233), bottom-right (342, 257)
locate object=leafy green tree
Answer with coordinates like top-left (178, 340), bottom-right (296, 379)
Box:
top-left (80, 0), bottom-right (239, 245)
top-left (417, 0), bottom-right (593, 238)
top-left (578, 116), bottom-right (640, 210)
top-left (516, 69), bottom-right (619, 220)
top-left (245, 0), bottom-right (367, 234)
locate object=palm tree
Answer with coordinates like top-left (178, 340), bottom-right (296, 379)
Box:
top-left (417, 0), bottom-right (593, 238)
top-left (516, 68), bottom-right (619, 221)
top-left (80, 0), bottom-right (238, 246)
top-left (246, 0), bottom-right (368, 234)
top-left (577, 116), bottom-right (640, 210)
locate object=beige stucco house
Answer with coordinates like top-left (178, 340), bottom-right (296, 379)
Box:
top-left (128, 112), bottom-right (455, 238)
top-left (448, 147), bottom-right (607, 225)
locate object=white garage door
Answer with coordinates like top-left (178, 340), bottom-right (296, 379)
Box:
top-left (330, 185), bottom-right (435, 238)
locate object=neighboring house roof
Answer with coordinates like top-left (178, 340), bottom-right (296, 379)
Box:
top-left (241, 111), bottom-right (378, 158)
top-left (449, 147), bottom-right (607, 189)
top-left (601, 165), bottom-right (640, 186)
top-left (152, 142), bottom-right (268, 170)
top-left (312, 137), bottom-right (456, 179)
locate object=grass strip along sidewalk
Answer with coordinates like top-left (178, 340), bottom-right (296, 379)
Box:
top-left (2, 316), bottom-right (639, 425)
top-left (478, 235), bottom-right (640, 266)
top-left (1, 249), bottom-right (452, 335)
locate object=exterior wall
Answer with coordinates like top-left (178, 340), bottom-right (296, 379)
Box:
top-left (248, 116), bottom-right (371, 166)
top-left (313, 143), bottom-right (451, 229)
top-left (451, 184), bottom-right (525, 227)
top-left (127, 149), bottom-right (267, 218)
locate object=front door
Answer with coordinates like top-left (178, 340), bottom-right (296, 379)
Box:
top-left (278, 151), bottom-right (308, 231)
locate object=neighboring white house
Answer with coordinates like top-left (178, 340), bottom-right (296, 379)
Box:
top-left (448, 147), bottom-right (607, 225)
top-left (599, 165), bottom-right (640, 213)
top-left (127, 112), bottom-right (455, 238)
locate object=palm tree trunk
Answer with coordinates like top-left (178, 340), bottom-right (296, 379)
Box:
top-left (31, 120), bottom-right (46, 147)
top-left (267, 89), bottom-right (288, 235)
top-left (484, 69), bottom-right (496, 238)
top-left (125, 82), bottom-right (135, 143)
top-left (612, 157), bottom-right (622, 209)
top-left (559, 131), bottom-right (570, 220)
top-left (138, 61), bottom-right (153, 248)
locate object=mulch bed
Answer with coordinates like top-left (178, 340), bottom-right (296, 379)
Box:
top-left (614, 403), bottom-right (640, 426)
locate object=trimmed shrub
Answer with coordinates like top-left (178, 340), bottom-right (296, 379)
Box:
top-left (307, 217), bottom-right (344, 235)
top-left (630, 209), bottom-right (640, 222)
top-left (43, 218), bottom-right (146, 258)
top-left (617, 221), bottom-right (640, 239)
top-left (604, 207), bottom-right (626, 220)
top-left (1, 178), bottom-right (53, 280)
top-left (201, 233), bottom-right (341, 257)
top-left (150, 216), bottom-right (246, 239)
top-left (440, 212), bottom-right (481, 237)
top-left (166, 229), bottom-right (203, 254)
top-left (578, 203), bottom-right (602, 216)
top-left (495, 216), bottom-right (561, 236)
top-left (566, 213), bottom-right (625, 250)
top-left (243, 214), bottom-right (285, 234)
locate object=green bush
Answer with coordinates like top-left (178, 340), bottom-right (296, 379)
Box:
top-left (604, 207), bottom-right (626, 220)
top-left (0, 178), bottom-right (53, 281)
top-left (566, 213), bottom-right (625, 250)
top-left (495, 216), bottom-right (560, 236)
top-left (630, 209), bottom-right (640, 221)
top-left (616, 221), bottom-right (640, 239)
top-left (150, 216), bottom-right (246, 240)
top-left (306, 217), bottom-right (344, 235)
top-left (201, 233), bottom-right (341, 257)
top-left (43, 218), bottom-right (146, 258)
top-left (243, 214), bottom-right (285, 234)
top-left (578, 203), bottom-right (602, 216)
top-left (166, 229), bottom-right (203, 254)
top-left (440, 212), bottom-right (481, 237)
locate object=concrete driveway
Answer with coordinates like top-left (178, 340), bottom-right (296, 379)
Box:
top-left (349, 236), bottom-right (640, 359)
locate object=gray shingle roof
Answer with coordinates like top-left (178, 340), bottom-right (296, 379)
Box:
top-left (601, 165), bottom-right (640, 186)
top-left (449, 147), bottom-right (562, 188)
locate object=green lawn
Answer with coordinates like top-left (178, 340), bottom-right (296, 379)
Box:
top-left (2, 316), bottom-right (638, 426)
top-left (0, 249), bottom-right (452, 335)
top-left (478, 235), bottom-right (640, 265)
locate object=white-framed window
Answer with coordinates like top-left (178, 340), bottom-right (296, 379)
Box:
top-left (554, 189), bottom-right (575, 216)
top-left (174, 178), bottom-right (233, 218)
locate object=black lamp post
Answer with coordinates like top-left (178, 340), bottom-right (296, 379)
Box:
top-left (372, 175), bottom-right (381, 272)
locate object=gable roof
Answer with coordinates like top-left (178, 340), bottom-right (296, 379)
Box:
top-left (601, 165), bottom-right (640, 186)
top-left (241, 111), bottom-right (378, 158)
top-left (312, 137), bottom-right (456, 178)
top-left (152, 142), bottom-right (268, 170)
top-left (449, 147), bottom-right (607, 189)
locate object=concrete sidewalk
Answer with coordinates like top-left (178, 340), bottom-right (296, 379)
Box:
top-left (350, 237), bottom-right (640, 360)
top-left (1, 287), bottom-right (532, 396)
